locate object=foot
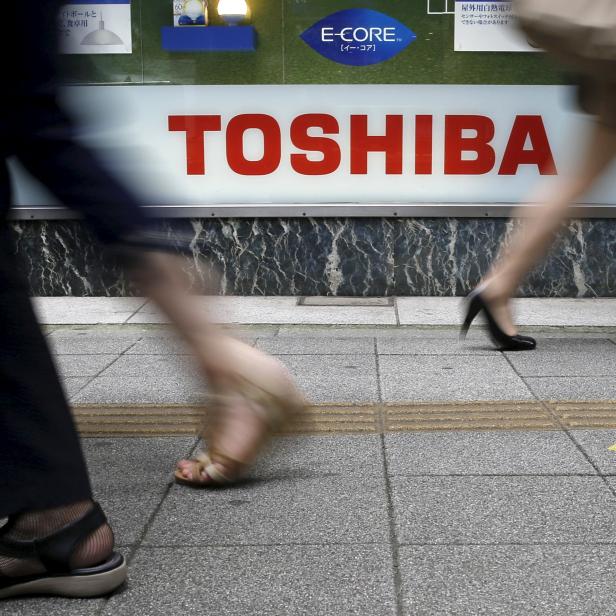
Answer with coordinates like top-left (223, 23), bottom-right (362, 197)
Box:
top-left (125, 253), bottom-right (305, 486)
top-left (176, 338), bottom-right (305, 487)
top-left (176, 393), bottom-right (272, 485)
top-left (476, 281), bottom-right (518, 337)
top-left (0, 500), bottom-right (114, 579)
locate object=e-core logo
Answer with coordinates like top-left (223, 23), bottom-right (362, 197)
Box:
top-left (301, 9), bottom-right (416, 66)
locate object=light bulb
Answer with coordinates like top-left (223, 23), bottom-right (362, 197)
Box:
top-left (218, 0), bottom-right (248, 25)
top-left (184, 0), bottom-right (204, 21)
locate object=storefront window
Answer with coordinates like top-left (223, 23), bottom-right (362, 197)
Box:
top-left (13, 1), bottom-right (615, 214)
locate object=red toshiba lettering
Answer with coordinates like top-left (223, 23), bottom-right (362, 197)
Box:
top-left (445, 115), bottom-right (495, 175)
top-left (168, 115), bottom-right (222, 175)
top-left (226, 114), bottom-right (281, 175)
top-left (499, 115), bottom-right (556, 175)
top-left (415, 115), bottom-right (433, 175)
top-left (290, 114), bottom-right (341, 175)
top-left (350, 115), bottom-right (403, 175)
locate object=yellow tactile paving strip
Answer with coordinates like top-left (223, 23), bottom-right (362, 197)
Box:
top-left (552, 402), bottom-right (616, 429)
top-left (383, 402), bottom-right (553, 432)
top-left (72, 401), bottom-right (616, 436)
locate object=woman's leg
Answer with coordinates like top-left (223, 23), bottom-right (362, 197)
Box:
top-left (126, 252), bottom-right (304, 485)
top-left (479, 122), bottom-right (616, 335)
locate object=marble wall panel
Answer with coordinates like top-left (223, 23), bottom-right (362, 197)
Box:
top-left (8, 218), bottom-right (616, 297)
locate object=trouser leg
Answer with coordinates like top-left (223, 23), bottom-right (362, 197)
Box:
top-left (0, 1), bottom-right (145, 518)
top-left (0, 220), bottom-right (91, 518)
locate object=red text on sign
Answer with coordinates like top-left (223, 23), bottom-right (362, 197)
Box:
top-left (168, 113), bottom-right (557, 176)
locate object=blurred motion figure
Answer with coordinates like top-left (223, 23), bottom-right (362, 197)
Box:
top-left (462, 0), bottom-right (616, 350)
top-left (0, 0), bottom-right (304, 600)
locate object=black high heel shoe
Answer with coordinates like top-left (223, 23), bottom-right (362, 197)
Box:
top-left (461, 289), bottom-right (536, 351)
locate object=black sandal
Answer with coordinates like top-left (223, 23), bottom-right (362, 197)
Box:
top-left (0, 502), bottom-right (126, 599)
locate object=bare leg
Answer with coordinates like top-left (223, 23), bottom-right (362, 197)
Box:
top-left (129, 252), bottom-right (304, 484)
top-left (480, 122), bottom-right (616, 335)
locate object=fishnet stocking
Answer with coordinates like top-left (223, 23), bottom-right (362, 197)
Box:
top-left (0, 501), bottom-right (114, 578)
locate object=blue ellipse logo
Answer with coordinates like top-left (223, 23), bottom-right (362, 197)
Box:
top-left (301, 9), bottom-right (416, 66)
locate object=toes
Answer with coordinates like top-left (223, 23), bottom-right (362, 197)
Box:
top-left (175, 458), bottom-right (221, 485)
top-left (184, 465), bottom-right (199, 480)
top-left (177, 462), bottom-right (208, 483)
top-left (175, 460), bottom-right (194, 479)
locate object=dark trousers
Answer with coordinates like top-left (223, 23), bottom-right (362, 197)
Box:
top-left (0, 1), bottom-right (146, 517)
top-left (0, 227), bottom-right (93, 517)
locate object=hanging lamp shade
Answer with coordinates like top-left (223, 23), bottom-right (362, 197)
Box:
top-left (81, 18), bottom-right (124, 45)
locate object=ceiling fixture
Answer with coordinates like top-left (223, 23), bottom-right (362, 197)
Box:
top-left (81, 14), bottom-right (124, 46)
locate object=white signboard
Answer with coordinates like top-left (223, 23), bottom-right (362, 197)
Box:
top-left (59, 0), bottom-right (132, 55)
top-left (454, 0), bottom-right (536, 52)
top-left (10, 84), bottom-right (616, 208)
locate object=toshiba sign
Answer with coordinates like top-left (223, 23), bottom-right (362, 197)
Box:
top-left (168, 113), bottom-right (555, 177)
top-left (13, 83), bottom-right (616, 209)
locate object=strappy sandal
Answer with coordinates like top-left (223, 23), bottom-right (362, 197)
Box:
top-left (175, 375), bottom-right (306, 488)
top-left (0, 502), bottom-right (126, 599)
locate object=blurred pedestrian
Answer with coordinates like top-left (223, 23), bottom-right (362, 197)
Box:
top-left (0, 0), bottom-right (304, 600)
top-left (461, 1), bottom-right (616, 350)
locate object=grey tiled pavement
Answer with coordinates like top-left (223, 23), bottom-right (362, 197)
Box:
top-left (144, 476), bottom-right (390, 546)
top-left (379, 355), bottom-right (534, 402)
top-left (3, 596), bottom-right (105, 616)
top-left (525, 377), bottom-right (616, 401)
top-left (83, 438), bottom-right (196, 546)
top-left (9, 429), bottom-right (616, 615)
top-left (377, 336), bottom-right (499, 355)
top-left (279, 354), bottom-right (380, 403)
top-left (9, 324), bottom-right (616, 614)
top-left (504, 339), bottom-right (616, 377)
top-left (47, 329), bottom-right (144, 355)
top-left (249, 434), bottom-right (384, 479)
top-left (46, 326), bottom-right (616, 405)
top-left (55, 355), bottom-right (119, 377)
top-left (399, 545), bottom-right (616, 615)
top-left (71, 375), bottom-right (206, 405)
top-left (571, 430), bottom-right (616, 474)
top-left (392, 476), bottom-right (616, 544)
top-left (98, 355), bottom-right (200, 378)
top-left (62, 376), bottom-right (93, 398)
top-left (102, 545), bottom-right (396, 616)
top-left (384, 430), bottom-right (595, 475)
top-left (256, 336), bottom-right (375, 355)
